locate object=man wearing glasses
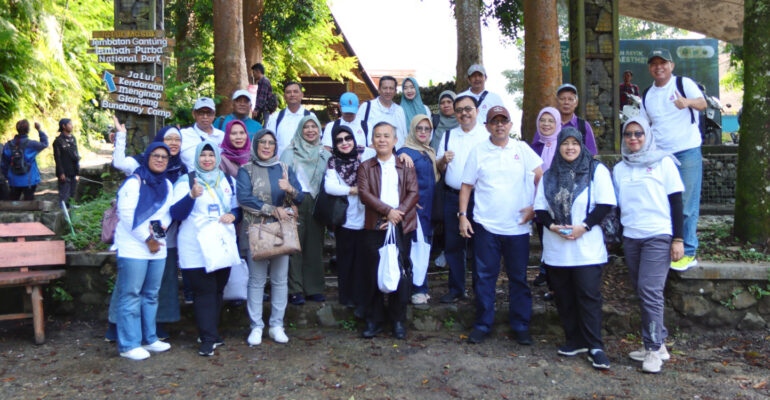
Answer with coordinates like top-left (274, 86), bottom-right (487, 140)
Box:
top-left (180, 97), bottom-right (225, 171)
top-left (435, 95), bottom-right (488, 304)
top-left (458, 105), bottom-right (543, 345)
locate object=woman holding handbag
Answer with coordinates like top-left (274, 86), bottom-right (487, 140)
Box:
top-left (170, 141), bottom-right (241, 357)
top-left (396, 115), bottom-right (438, 306)
top-left (237, 129), bottom-right (304, 346)
top-left (280, 115), bottom-right (331, 305)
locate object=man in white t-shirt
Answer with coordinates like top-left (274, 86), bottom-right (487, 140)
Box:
top-left (266, 81), bottom-right (316, 157)
top-left (642, 48), bottom-right (706, 271)
top-left (436, 95), bottom-right (488, 304)
top-left (458, 106), bottom-right (543, 345)
top-left (322, 92), bottom-right (367, 152)
top-left (457, 64), bottom-right (505, 127)
top-left (179, 97), bottom-right (225, 171)
top-left (357, 76), bottom-right (408, 149)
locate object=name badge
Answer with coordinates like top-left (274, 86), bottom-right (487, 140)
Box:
top-left (208, 204), bottom-right (220, 218)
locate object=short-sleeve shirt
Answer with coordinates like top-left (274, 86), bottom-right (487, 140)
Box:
top-left (357, 98), bottom-right (408, 149)
top-left (265, 106), bottom-right (316, 157)
top-left (534, 164), bottom-right (617, 267)
top-left (457, 89), bottom-right (505, 127)
top-left (436, 124), bottom-right (488, 190)
top-left (613, 156), bottom-right (684, 239)
top-left (643, 75), bottom-right (704, 153)
top-left (462, 139), bottom-right (542, 236)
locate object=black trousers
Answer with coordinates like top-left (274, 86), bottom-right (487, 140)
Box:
top-left (361, 225), bottom-right (412, 325)
top-left (335, 226), bottom-right (365, 307)
top-left (182, 267), bottom-right (231, 343)
top-left (0, 180), bottom-right (8, 201)
top-left (9, 185), bottom-right (36, 201)
top-left (546, 264), bottom-right (604, 350)
top-left (58, 175), bottom-right (77, 205)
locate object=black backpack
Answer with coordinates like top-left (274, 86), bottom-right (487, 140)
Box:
top-left (9, 138), bottom-right (30, 175)
top-left (275, 108), bottom-right (311, 132)
top-left (265, 93), bottom-right (278, 114)
top-left (642, 76), bottom-right (700, 124)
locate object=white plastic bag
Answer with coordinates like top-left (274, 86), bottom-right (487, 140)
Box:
top-left (197, 222), bottom-right (241, 273)
top-left (410, 218), bottom-right (431, 286)
top-left (223, 259), bottom-right (249, 301)
top-left (377, 223), bottom-right (400, 293)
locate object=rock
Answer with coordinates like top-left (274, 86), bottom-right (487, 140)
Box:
top-left (758, 296), bottom-right (770, 316)
top-left (731, 291), bottom-right (758, 310)
top-left (737, 312), bottom-right (767, 330)
top-left (412, 315), bottom-right (441, 332)
top-left (668, 279), bottom-right (714, 295)
top-left (67, 251), bottom-right (115, 267)
top-left (671, 294), bottom-right (712, 317)
top-left (711, 282), bottom-right (743, 302)
top-left (79, 292), bottom-right (104, 306)
top-left (705, 306), bottom-right (744, 328)
top-left (315, 304), bottom-right (337, 327)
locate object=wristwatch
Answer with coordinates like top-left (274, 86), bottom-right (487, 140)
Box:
top-left (581, 222), bottom-right (591, 231)
top-left (457, 212), bottom-right (467, 218)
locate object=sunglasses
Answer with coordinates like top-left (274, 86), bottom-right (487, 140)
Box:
top-left (623, 130), bottom-right (645, 139)
top-left (334, 135), bottom-right (354, 144)
top-left (415, 126), bottom-right (432, 132)
top-left (454, 106), bottom-right (475, 114)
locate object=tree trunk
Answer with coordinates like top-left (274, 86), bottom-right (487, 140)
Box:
top-left (213, 0), bottom-right (248, 114)
top-left (521, 0), bottom-right (561, 143)
top-left (173, 0), bottom-right (195, 82)
top-left (734, 0), bottom-right (770, 245)
top-left (243, 0), bottom-right (265, 79)
top-left (454, 0), bottom-right (482, 93)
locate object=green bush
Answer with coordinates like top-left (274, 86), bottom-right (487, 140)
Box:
top-left (62, 188), bottom-right (116, 251)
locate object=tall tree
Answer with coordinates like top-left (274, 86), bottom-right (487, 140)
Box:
top-left (521, 0), bottom-right (560, 142)
top-left (454, 0), bottom-right (483, 93)
top-left (212, 0), bottom-right (248, 114)
top-left (243, 0), bottom-right (265, 71)
top-left (734, 0), bottom-right (770, 245)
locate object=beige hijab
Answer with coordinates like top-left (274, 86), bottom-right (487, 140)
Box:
top-left (404, 114), bottom-right (439, 182)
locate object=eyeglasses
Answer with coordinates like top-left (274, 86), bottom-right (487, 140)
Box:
top-left (257, 139), bottom-right (276, 147)
top-left (623, 130), bottom-right (645, 139)
top-left (150, 154), bottom-right (169, 160)
top-left (195, 110), bottom-right (215, 116)
top-left (454, 106), bottom-right (475, 114)
top-left (487, 119), bottom-right (509, 126)
top-left (415, 126), bottom-right (432, 132)
top-left (334, 135), bottom-right (354, 144)
top-left (164, 137), bottom-right (181, 143)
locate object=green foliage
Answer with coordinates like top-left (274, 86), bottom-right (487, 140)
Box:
top-left (481, 0), bottom-right (524, 42)
top-left (720, 288), bottom-right (743, 310)
top-left (62, 187), bottom-right (116, 251)
top-left (338, 317), bottom-right (357, 332)
top-left (619, 17), bottom-right (689, 40)
top-left (747, 283), bottom-right (770, 300)
top-left (699, 222), bottom-right (770, 262)
top-left (721, 43), bottom-right (743, 92)
top-left (49, 282), bottom-right (74, 302)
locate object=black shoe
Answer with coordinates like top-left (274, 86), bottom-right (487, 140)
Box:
top-left (306, 293), bottom-right (326, 302)
top-left (533, 271), bottom-right (547, 286)
top-left (197, 337), bottom-right (225, 348)
top-left (513, 330), bottom-right (533, 345)
top-left (289, 293), bottom-right (305, 305)
top-left (468, 328), bottom-right (488, 344)
top-left (156, 324), bottom-right (170, 341)
top-left (588, 349), bottom-right (611, 370)
top-left (198, 342), bottom-right (215, 357)
top-left (353, 306), bottom-right (366, 320)
top-left (543, 292), bottom-right (554, 301)
top-left (362, 322), bottom-right (383, 338)
top-left (392, 321), bottom-right (406, 339)
top-left (105, 322), bottom-right (117, 343)
top-left (439, 292), bottom-right (462, 304)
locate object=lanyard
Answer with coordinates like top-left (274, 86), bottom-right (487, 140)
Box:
top-left (201, 174), bottom-right (225, 211)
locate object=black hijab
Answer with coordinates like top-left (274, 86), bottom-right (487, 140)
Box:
top-left (543, 127), bottom-right (594, 225)
top-left (327, 125), bottom-right (360, 186)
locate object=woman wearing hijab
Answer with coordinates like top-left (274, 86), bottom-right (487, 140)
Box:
top-left (280, 115), bottom-right (331, 305)
top-left (533, 127), bottom-right (616, 371)
top-left (529, 107), bottom-right (563, 291)
top-left (106, 119), bottom-right (188, 342)
top-left (113, 142), bottom-right (174, 360)
top-left (220, 120), bottom-right (252, 178)
top-left (400, 77), bottom-right (431, 129)
top-left (614, 116), bottom-right (684, 374)
top-left (323, 125), bottom-right (376, 312)
top-left (170, 141), bottom-right (241, 356)
top-left (237, 129), bottom-right (304, 346)
top-left (430, 90), bottom-right (460, 152)
top-left (397, 114), bottom-right (439, 306)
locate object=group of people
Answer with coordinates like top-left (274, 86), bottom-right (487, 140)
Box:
top-left (38, 49), bottom-right (700, 376)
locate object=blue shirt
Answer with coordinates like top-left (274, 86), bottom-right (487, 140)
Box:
top-left (214, 114), bottom-right (263, 139)
top-left (396, 147), bottom-right (435, 238)
top-left (1, 131), bottom-right (49, 187)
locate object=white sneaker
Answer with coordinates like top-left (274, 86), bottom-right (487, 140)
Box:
top-left (629, 344), bottom-right (670, 362)
top-left (269, 326), bottom-right (289, 344)
top-left (434, 252), bottom-right (447, 268)
top-left (120, 347), bottom-right (151, 360)
top-left (411, 293), bottom-right (429, 305)
top-left (247, 328), bottom-right (262, 346)
top-left (642, 349), bottom-right (663, 373)
top-left (142, 340), bottom-right (171, 353)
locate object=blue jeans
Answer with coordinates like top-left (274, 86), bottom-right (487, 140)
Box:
top-left (472, 225), bottom-right (531, 333)
top-left (674, 147), bottom-right (701, 257)
top-left (108, 248), bottom-right (179, 324)
top-left (444, 190), bottom-right (473, 296)
top-left (115, 257), bottom-right (165, 352)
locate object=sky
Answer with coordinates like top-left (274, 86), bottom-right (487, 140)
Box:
top-left (329, 0), bottom-right (524, 132)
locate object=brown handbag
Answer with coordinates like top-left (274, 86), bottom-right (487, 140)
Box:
top-left (247, 213), bottom-right (301, 261)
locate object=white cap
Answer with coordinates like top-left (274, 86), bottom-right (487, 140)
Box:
top-left (467, 64), bottom-right (486, 77)
top-left (193, 97), bottom-right (215, 111)
top-left (231, 89), bottom-right (252, 104)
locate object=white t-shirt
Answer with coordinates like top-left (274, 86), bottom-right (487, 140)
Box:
top-left (436, 124), bottom-right (488, 190)
top-left (356, 98), bottom-right (408, 150)
top-left (321, 118), bottom-right (367, 148)
top-left (378, 155), bottom-right (400, 209)
top-left (113, 177), bottom-right (173, 260)
top-left (324, 148), bottom-right (376, 230)
top-left (613, 157), bottom-right (685, 239)
top-left (458, 89), bottom-right (505, 127)
top-left (462, 139), bottom-right (542, 236)
top-left (642, 75), bottom-right (704, 153)
top-left (172, 176), bottom-right (239, 269)
top-left (266, 106), bottom-right (317, 157)
top-left (534, 164), bottom-right (617, 267)
top-left (179, 124), bottom-right (225, 172)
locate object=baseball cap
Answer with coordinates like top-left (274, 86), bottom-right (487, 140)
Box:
top-left (339, 92), bottom-right (359, 114)
top-left (486, 106), bottom-right (510, 124)
top-left (556, 83), bottom-right (578, 96)
top-left (231, 89), bottom-right (252, 104)
top-left (467, 64), bottom-right (486, 77)
top-left (193, 97), bottom-right (216, 111)
top-left (647, 48), bottom-right (673, 63)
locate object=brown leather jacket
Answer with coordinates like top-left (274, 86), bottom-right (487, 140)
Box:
top-left (357, 155), bottom-right (419, 234)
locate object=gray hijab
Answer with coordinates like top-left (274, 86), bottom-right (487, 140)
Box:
top-left (431, 90), bottom-right (459, 151)
top-left (621, 116), bottom-right (680, 167)
top-left (251, 129), bottom-right (280, 167)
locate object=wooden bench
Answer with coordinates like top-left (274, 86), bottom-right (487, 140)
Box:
top-left (0, 222), bottom-right (66, 344)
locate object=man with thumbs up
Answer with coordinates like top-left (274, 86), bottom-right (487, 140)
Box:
top-left (642, 48), bottom-right (707, 271)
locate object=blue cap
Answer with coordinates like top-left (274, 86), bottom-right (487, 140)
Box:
top-left (339, 92), bottom-right (359, 114)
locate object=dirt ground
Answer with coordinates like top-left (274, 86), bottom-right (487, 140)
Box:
top-left (1, 316), bottom-right (768, 399)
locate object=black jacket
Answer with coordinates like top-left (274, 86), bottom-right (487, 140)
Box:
top-left (53, 134), bottom-right (80, 177)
